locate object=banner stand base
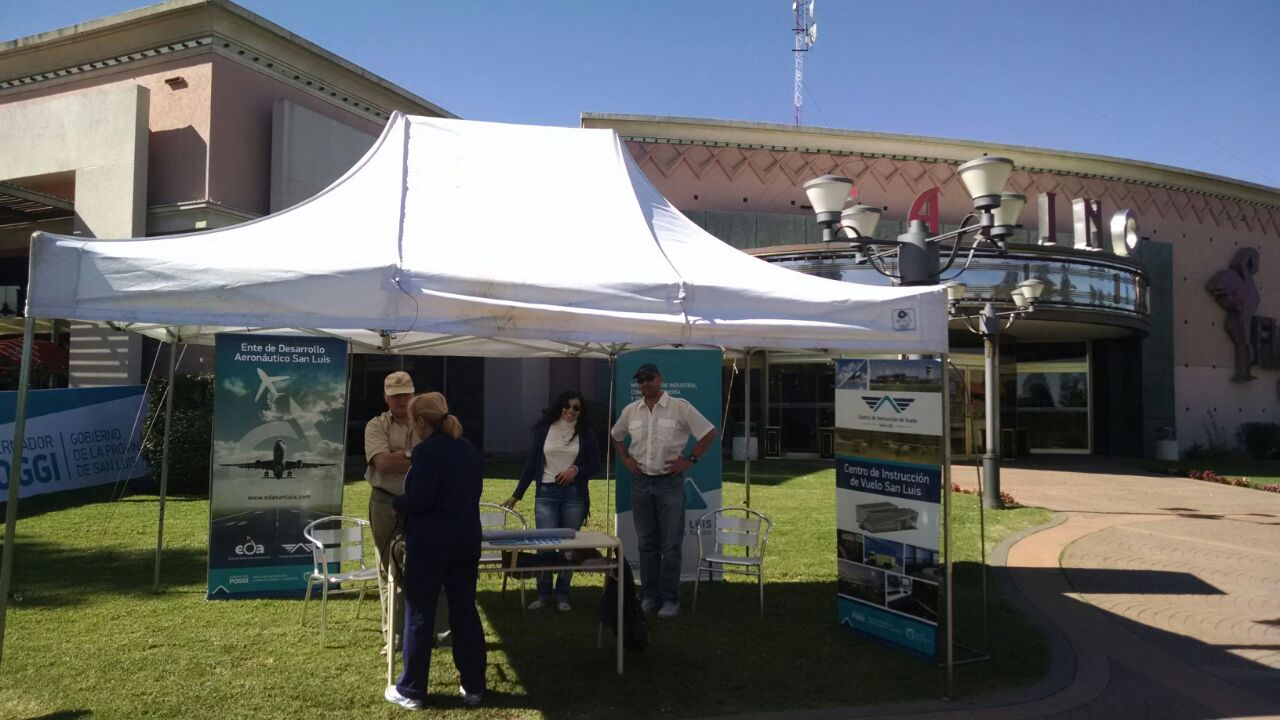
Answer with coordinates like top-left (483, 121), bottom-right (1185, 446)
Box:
top-left (937, 640), bottom-right (989, 667)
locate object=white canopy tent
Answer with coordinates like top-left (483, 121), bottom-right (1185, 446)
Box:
top-left (26, 113), bottom-right (945, 352)
top-left (0, 114), bottom-right (947, 664)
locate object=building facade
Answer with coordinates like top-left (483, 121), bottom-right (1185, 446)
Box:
top-left (0, 0), bottom-right (604, 466)
top-left (3, 2), bottom-right (1275, 467)
top-left (0, 0), bottom-right (462, 465)
top-left (584, 114), bottom-right (1279, 458)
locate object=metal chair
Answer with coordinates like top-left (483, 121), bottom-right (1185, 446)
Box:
top-left (479, 502), bottom-right (528, 605)
top-left (302, 515), bottom-right (383, 646)
top-left (692, 506), bottom-right (774, 617)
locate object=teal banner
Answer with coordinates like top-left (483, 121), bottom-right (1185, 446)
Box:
top-left (613, 349), bottom-right (722, 580)
top-left (207, 334), bottom-right (349, 599)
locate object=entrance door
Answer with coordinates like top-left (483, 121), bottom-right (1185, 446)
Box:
top-left (948, 361), bottom-right (984, 458)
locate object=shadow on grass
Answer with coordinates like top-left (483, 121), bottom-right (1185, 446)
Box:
top-left (8, 541), bottom-right (206, 607)
top-left (0, 482), bottom-right (204, 522)
top-left (474, 565), bottom-right (1045, 720)
top-left (20, 712), bottom-right (91, 720)
top-left (471, 558), bottom-right (1275, 718)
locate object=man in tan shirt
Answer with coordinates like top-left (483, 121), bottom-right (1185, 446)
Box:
top-left (366, 371), bottom-right (416, 561)
top-left (365, 371), bottom-right (448, 649)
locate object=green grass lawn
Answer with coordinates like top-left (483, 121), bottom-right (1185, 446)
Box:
top-left (1130, 458), bottom-right (1280, 488)
top-left (1, 460), bottom-right (1052, 719)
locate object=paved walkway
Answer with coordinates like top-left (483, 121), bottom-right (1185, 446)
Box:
top-left (721, 458), bottom-right (1280, 720)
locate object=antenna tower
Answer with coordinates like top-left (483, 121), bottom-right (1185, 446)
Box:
top-left (792, 0), bottom-right (816, 125)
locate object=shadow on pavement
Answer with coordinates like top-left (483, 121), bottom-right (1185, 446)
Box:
top-left (1002, 562), bottom-right (1280, 717)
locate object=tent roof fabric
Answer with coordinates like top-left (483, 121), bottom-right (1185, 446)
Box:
top-left (26, 114), bottom-right (946, 355)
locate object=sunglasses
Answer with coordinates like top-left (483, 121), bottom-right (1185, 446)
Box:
top-left (635, 375), bottom-right (656, 384)
top-left (561, 403), bottom-right (582, 411)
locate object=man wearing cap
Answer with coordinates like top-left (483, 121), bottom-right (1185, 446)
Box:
top-left (611, 363), bottom-right (717, 619)
top-left (365, 371), bottom-right (447, 649)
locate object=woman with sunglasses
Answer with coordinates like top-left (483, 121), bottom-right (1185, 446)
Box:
top-left (502, 390), bottom-right (600, 611)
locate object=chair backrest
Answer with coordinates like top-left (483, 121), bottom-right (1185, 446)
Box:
top-left (697, 506), bottom-right (773, 559)
top-left (303, 515), bottom-right (371, 577)
top-left (478, 503), bottom-right (527, 562)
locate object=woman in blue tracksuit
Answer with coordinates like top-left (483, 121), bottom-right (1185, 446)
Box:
top-left (501, 390), bottom-right (600, 611)
top-left (385, 392), bottom-right (486, 711)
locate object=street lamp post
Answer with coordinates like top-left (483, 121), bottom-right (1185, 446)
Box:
top-left (803, 155), bottom-right (1037, 509)
top-left (945, 279), bottom-right (1046, 508)
top-left (802, 156), bottom-right (1021, 286)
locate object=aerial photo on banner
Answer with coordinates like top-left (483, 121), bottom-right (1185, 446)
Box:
top-left (835, 357), bottom-right (944, 659)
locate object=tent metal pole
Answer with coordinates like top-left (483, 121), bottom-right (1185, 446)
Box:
top-left (942, 352), bottom-right (955, 698)
top-left (605, 354), bottom-right (616, 536)
top-left (743, 348), bottom-right (752, 508)
top-left (153, 339), bottom-right (179, 591)
top-left (0, 317), bottom-right (36, 667)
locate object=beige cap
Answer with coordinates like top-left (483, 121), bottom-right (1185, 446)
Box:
top-left (384, 371), bottom-right (415, 396)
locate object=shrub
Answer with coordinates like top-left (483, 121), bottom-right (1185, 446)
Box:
top-left (1237, 422), bottom-right (1280, 460)
top-left (141, 373), bottom-right (215, 496)
top-left (949, 482), bottom-right (1018, 507)
top-left (1188, 469), bottom-right (1223, 483)
top-left (1188, 470), bottom-right (1254, 489)
top-left (1263, 484), bottom-right (1280, 494)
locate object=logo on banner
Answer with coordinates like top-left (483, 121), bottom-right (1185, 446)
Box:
top-left (235, 537), bottom-right (266, 556)
top-left (862, 396), bottom-right (915, 414)
top-left (892, 308), bottom-right (916, 331)
top-left (281, 542), bottom-right (311, 554)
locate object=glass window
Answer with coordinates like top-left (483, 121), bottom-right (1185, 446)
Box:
top-left (767, 362), bottom-right (834, 454)
top-left (1015, 343), bottom-right (1089, 452)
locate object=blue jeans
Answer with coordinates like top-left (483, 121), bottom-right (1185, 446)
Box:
top-left (534, 484), bottom-right (586, 601)
top-left (631, 473), bottom-right (685, 605)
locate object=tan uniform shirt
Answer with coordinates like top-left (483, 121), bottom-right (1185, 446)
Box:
top-left (364, 410), bottom-right (414, 495)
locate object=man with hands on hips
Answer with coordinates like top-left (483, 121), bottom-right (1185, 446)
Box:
top-left (611, 363), bottom-right (716, 620)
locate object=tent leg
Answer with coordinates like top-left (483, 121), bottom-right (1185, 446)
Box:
top-left (154, 341), bottom-right (179, 591)
top-left (605, 354), bottom-right (616, 536)
top-left (0, 317), bottom-right (36, 668)
top-left (744, 349), bottom-right (751, 508)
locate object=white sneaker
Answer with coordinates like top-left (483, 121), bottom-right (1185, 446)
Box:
top-left (557, 600), bottom-right (571, 612)
top-left (657, 601), bottom-right (680, 619)
top-left (459, 684), bottom-right (483, 708)
top-left (527, 598), bottom-right (550, 611)
top-left (384, 685), bottom-right (423, 710)
top-left (640, 597), bottom-right (657, 614)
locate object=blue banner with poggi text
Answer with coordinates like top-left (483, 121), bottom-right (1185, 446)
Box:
top-left (0, 386), bottom-right (149, 500)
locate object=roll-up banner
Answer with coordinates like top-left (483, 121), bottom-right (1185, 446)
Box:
top-left (834, 358), bottom-right (944, 660)
top-left (614, 349), bottom-right (722, 581)
top-left (0, 386), bottom-right (149, 500)
top-left (208, 334), bottom-right (348, 599)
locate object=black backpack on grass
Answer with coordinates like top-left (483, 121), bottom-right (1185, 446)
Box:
top-left (599, 562), bottom-right (648, 652)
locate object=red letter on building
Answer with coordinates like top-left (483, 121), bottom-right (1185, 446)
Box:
top-left (908, 188), bottom-right (940, 233)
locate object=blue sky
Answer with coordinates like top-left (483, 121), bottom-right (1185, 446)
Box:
top-left (5, 0), bottom-right (1277, 187)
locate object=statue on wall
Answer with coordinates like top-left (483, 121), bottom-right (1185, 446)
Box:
top-left (1206, 247), bottom-right (1260, 382)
